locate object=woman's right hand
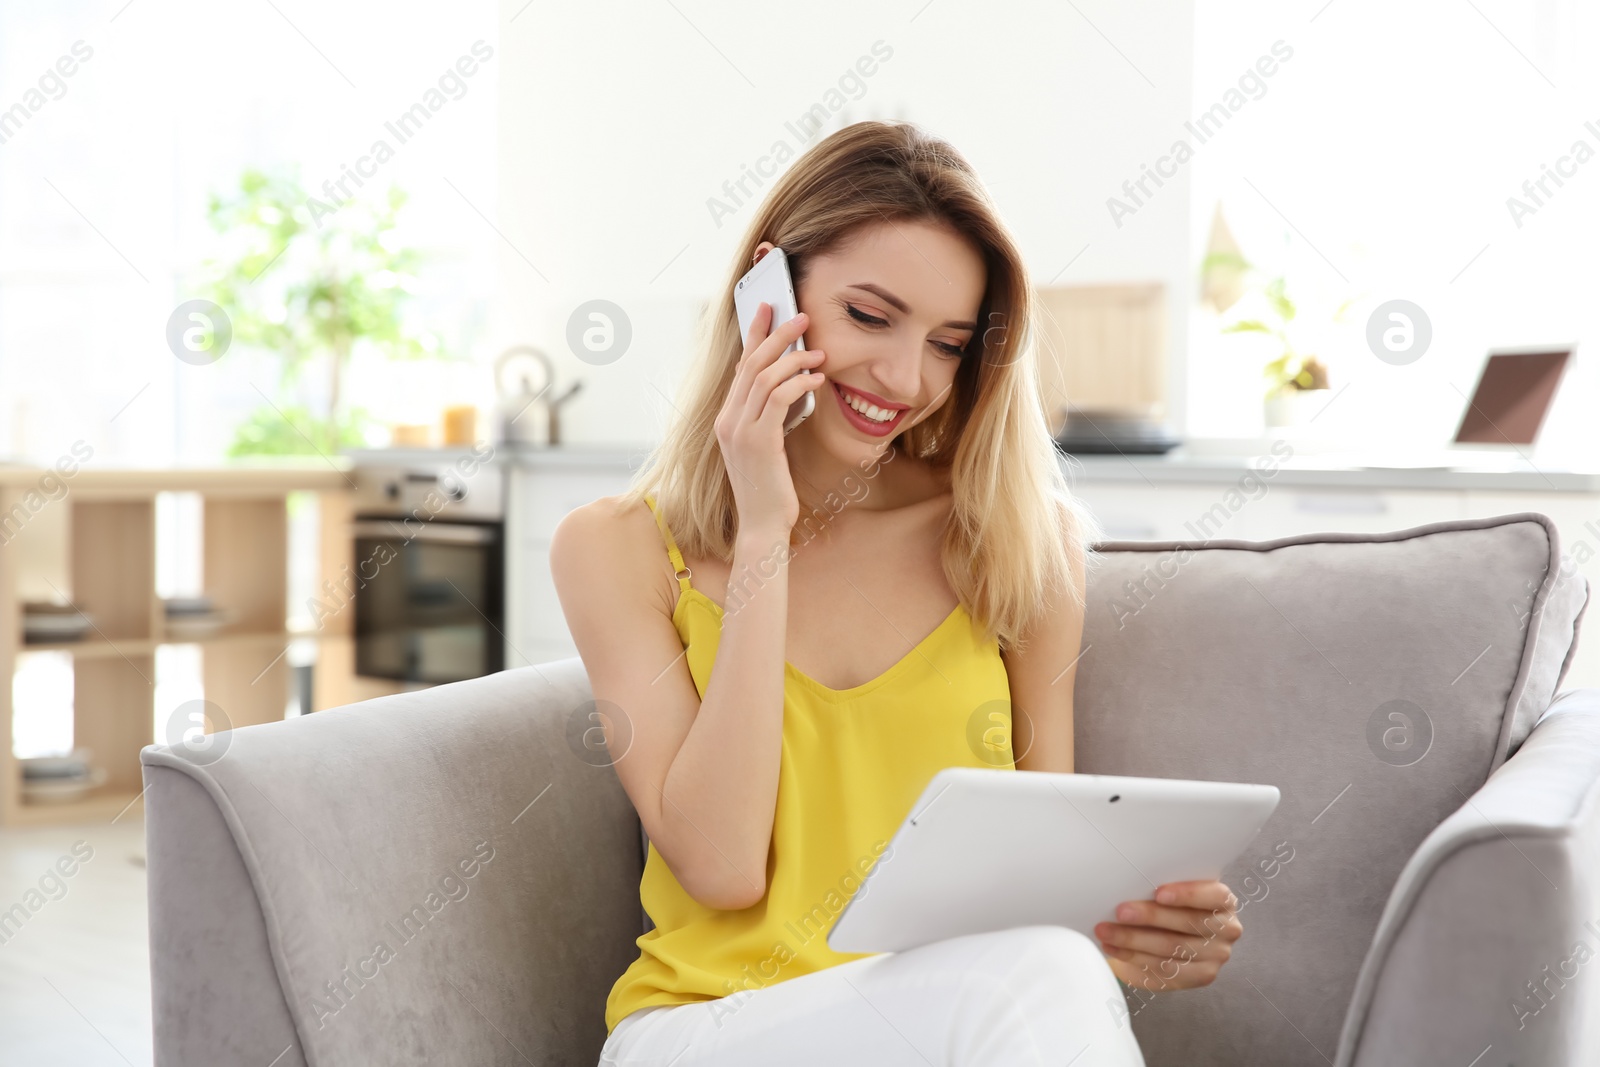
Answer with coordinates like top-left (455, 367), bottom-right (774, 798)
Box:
top-left (715, 301), bottom-right (828, 539)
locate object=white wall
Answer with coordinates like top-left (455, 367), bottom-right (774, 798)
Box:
top-left (494, 0), bottom-right (1198, 446)
top-left (1186, 0), bottom-right (1600, 459)
top-left (6, 1), bottom-right (1592, 462)
top-left (0, 0), bottom-right (498, 464)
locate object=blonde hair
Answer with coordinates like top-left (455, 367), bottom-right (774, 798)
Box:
top-left (625, 120), bottom-right (1101, 653)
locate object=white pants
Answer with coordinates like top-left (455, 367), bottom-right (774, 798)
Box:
top-left (598, 924), bottom-right (1147, 1066)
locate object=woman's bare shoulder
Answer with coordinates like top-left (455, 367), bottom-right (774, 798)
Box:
top-left (550, 494), bottom-right (675, 616)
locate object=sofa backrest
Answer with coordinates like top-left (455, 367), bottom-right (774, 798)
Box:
top-left (1073, 512), bottom-right (1587, 1065)
top-left (139, 511), bottom-right (1585, 1065)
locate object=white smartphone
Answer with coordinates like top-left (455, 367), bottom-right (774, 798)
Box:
top-left (734, 247), bottom-right (815, 435)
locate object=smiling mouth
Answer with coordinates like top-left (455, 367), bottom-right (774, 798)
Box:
top-left (832, 382), bottom-right (909, 434)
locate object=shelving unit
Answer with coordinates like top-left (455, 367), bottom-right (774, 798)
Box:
top-left (0, 467), bottom-right (352, 827)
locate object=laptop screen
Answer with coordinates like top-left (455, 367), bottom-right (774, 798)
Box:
top-left (1453, 348), bottom-right (1572, 445)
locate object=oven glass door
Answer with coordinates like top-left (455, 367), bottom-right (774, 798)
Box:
top-left (352, 520), bottom-right (503, 684)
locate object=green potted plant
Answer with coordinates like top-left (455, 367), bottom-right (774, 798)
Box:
top-left (194, 168), bottom-right (448, 456)
top-left (1206, 258), bottom-right (1347, 428)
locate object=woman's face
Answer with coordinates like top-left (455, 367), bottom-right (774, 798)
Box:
top-left (754, 219), bottom-right (986, 461)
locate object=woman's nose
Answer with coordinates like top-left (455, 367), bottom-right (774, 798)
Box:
top-left (870, 346), bottom-right (923, 405)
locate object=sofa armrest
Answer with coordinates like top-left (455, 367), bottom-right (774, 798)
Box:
top-left (1335, 687), bottom-right (1600, 1066)
top-left (142, 660), bottom-right (644, 1067)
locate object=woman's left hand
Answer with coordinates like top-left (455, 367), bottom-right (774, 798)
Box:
top-left (1093, 880), bottom-right (1242, 991)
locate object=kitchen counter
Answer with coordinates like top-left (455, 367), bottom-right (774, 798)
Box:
top-left (486, 438), bottom-right (1600, 493)
top-left (1062, 449), bottom-right (1600, 493)
top-left (0, 462), bottom-right (351, 499)
top-left (497, 437), bottom-right (1600, 688)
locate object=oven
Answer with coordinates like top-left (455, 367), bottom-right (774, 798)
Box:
top-left (348, 449), bottom-right (505, 684)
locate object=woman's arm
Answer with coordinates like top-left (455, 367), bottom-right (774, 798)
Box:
top-left (1000, 527), bottom-right (1245, 991)
top-left (551, 499), bottom-right (791, 911)
top-left (1001, 538), bottom-right (1087, 775)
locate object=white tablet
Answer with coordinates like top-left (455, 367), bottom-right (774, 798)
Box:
top-left (827, 766), bottom-right (1281, 954)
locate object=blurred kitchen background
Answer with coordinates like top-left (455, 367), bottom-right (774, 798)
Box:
top-left (1, 1), bottom-right (1598, 1060)
top-left (5, 0), bottom-right (1597, 464)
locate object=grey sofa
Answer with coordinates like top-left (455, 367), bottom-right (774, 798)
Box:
top-left (142, 512), bottom-right (1600, 1066)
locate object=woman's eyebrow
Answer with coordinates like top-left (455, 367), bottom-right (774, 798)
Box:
top-left (846, 282), bottom-right (978, 331)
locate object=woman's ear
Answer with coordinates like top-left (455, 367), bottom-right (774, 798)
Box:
top-left (752, 241), bottom-right (776, 266)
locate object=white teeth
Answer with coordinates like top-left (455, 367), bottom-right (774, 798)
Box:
top-left (840, 386), bottom-right (896, 423)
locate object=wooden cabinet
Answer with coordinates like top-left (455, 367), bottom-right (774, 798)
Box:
top-left (0, 468), bottom-right (349, 827)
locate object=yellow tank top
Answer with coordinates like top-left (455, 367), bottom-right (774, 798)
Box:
top-left (604, 493), bottom-right (1016, 1034)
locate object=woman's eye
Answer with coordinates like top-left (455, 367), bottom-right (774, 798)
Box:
top-left (845, 303), bottom-right (887, 327)
top-left (847, 304), bottom-right (966, 359)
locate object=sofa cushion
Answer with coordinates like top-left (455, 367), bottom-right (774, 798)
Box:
top-left (1072, 512), bottom-right (1587, 1065)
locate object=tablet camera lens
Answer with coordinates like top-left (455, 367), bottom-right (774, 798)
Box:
top-left (1109, 794), bottom-right (1121, 802)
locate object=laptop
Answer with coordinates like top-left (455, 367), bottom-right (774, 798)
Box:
top-left (1349, 345), bottom-right (1574, 470)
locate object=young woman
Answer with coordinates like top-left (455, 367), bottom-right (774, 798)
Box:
top-left (551, 121), bottom-right (1243, 1066)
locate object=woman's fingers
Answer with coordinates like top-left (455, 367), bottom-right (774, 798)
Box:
top-left (739, 305), bottom-right (808, 370)
top-left (1103, 948), bottom-right (1225, 991)
top-left (731, 305), bottom-right (809, 412)
top-left (1098, 921), bottom-right (1233, 963)
top-left (744, 348), bottom-right (824, 422)
top-left (753, 358), bottom-right (826, 431)
top-left (1155, 879), bottom-right (1239, 911)
top-left (1102, 900), bottom-right (1240, 941)
top-left (742, 299), bottom-right (774, 353)
top-left (1095, 880), bottom-right (1243, 991)
top-left (727, 301), bottom-right (773, 410)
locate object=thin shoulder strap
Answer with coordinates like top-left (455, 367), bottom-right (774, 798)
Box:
top-left (644, 493), bottom-right (693, 595)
